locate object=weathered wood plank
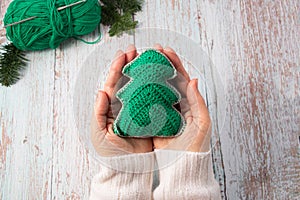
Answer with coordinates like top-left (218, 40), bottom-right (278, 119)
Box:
top-left (1, 0), bottom-right (299, 199)
top-left (196, 0), bottom-right (300, 199)
top-left (0, 1), bottom-right (54, 199)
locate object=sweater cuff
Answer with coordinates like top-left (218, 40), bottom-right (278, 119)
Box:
top-left (154, 149), bottom-right (211, 170)
top-left (154, 150), bottom-right (221, 199)
top-left (90, 152), bottom-right (155, 200)
top-left (98, 151), bottom-right (155, 173)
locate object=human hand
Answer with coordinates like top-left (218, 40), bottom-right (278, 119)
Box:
top-left (152, 44), bottom-right (212, 152)
top-left (91, 45), bottom-right (153, 157)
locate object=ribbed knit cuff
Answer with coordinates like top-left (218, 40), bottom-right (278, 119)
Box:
top-left (90, 152), bottom-right (154, 200)
top-left (99, 152), bottom-right (155, 173)
top-left (154, 150), bottom-right (221, 200)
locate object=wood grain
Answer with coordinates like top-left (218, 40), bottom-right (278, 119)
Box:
top-left (193, 0), bottom-right (299, 199)
top-left (1, 1), bottom-right (55, 199)
top-left (0, 0), bottom-right (299, 199)
top-left (220, 1), bottom-right (300, 199)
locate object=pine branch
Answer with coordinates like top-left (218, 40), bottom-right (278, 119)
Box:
top-left (108, 12), bottom-right (138, 36)
top-left (100, 0), bottom-right (144, 36)
top-left (0, 43), bottom-right (28, 87)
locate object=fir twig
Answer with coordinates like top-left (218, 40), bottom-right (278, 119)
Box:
top-left (100, 0), bottom-right (144, 36)
top-left (109, 12), bottom-right (138, 36)
top-left (0, 43), bottom-right (28, 87)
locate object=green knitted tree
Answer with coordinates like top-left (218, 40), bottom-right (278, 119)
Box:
top-left (113, 49), bottom-right (185, 137)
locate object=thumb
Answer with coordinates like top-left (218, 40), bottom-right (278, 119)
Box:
top-left (186, 79), bottom-right (212, 152)
top-left (186, 79), bottom-right (209, 120)
top-left (94, 90), bottom-right (109, 132)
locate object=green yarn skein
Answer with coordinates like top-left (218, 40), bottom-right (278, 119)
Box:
top-left (4, 0), bottom-right (101, 51)
top-left (113, 49), bottom-right (185, 137)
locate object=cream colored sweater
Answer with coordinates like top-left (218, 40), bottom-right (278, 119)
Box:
top-left (89, 150), bottom-right (221, 200)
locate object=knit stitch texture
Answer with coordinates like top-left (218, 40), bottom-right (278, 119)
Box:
top-left (113, 49), bottom-right (185, 137)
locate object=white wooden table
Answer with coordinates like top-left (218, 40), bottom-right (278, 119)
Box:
top-left (0, 0), bottom-right (299, 199)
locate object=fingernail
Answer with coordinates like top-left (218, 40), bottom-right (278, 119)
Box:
top-left (195, 79), bottom-right (198, 89)
top-left (154, 43), bottom-right (163, 50)
top-left (126, 44), bottom-right (135, 49)
top-left (114, 50), bottom-right (123, 58)
top-left (164, 46), bottom-right (174, 53)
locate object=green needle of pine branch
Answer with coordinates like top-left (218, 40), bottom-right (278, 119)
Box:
top-left (100, 0), bottom-right (144, 36)
top-left (108, 12), bottom-right (138, 36)
top-left (0, 43), bottom-right (28, 87)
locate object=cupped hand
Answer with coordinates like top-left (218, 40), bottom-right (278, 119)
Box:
top-left (91, 45), bottom-right (153, 157)
top-left (152, 44), bottom-right (212, 152)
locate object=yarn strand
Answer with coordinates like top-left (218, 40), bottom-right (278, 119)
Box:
top-left (74, 25), bottom-right (102, 45)
top-left (3, 1), bottom-right (87, 28)
top-left (4, 0), bottom-right (102, 51)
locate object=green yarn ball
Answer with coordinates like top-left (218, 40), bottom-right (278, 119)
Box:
top-left (4, 0), bottom-right (101, 51)
top-left (113, 49), bottom-right (185, 137)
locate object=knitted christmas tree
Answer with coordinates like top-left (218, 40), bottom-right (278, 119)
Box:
top-left (113, 49), bottom-right (185, 137)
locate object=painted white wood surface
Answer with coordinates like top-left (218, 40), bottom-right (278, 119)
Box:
top-left (0, 0), bottom-right (299, 199)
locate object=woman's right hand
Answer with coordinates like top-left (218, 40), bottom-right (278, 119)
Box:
top-left (152, 44), bottom-right (212, 153)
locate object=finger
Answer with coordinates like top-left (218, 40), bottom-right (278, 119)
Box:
top-left (154, 45), bottom-right (188, 97)
top-left (179, 98), bottom-right (190, 116)
top-left (107, 101), bottom-right (122, 118)
top-left (153, 43), bottom-right (163, 52)
top-left (153, 137), bottom-right (173, 149)
top-left (94, 90), bottom-right (110, 132)
top-left (163, 47), bottom-right (190, 81)
top-left (169, 71), bottom-right (188, 98)
top-left (104, 50), bottom-right (125, 94)
top-left (186, 79), bottom-right (209, 119)
top-left (125, 44), bottom-right (137, 63)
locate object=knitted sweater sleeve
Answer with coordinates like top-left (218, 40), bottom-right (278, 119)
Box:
top-left (89, 150), bottom-right (221, 200)
top-left (153, 150), bottom-right (221, 200)
top-left (89, 152), bottom-right (154, 200)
